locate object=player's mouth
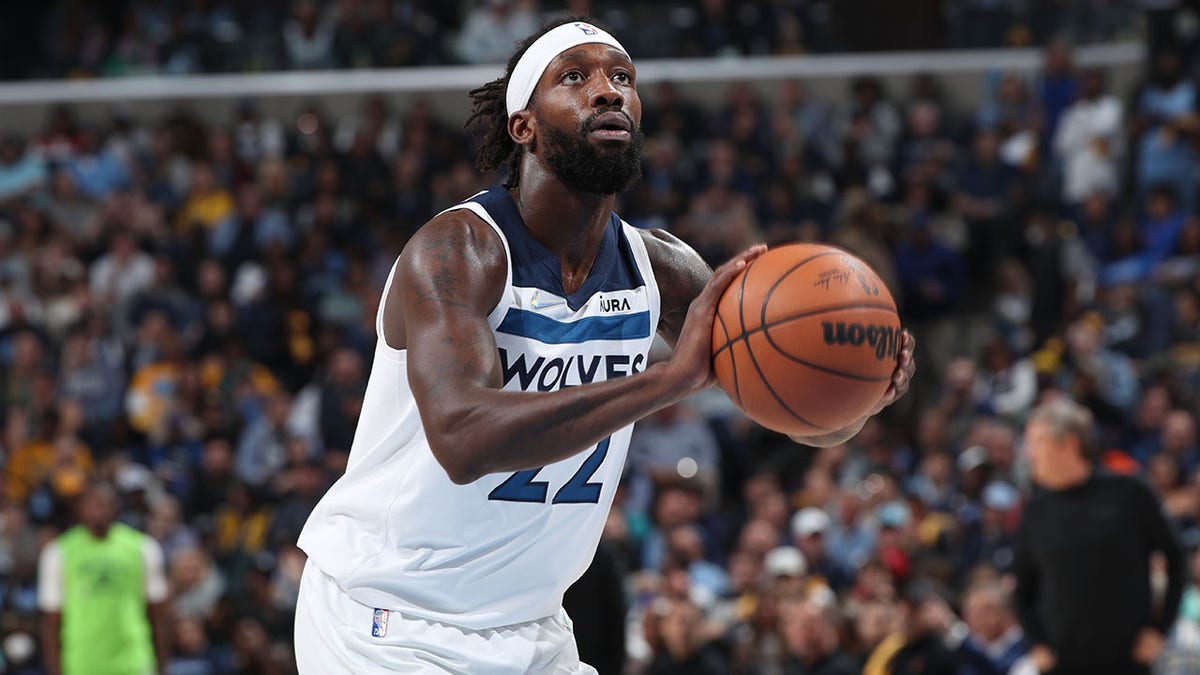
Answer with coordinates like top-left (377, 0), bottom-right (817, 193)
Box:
top-left (587, 111), bottom-right (632, 141)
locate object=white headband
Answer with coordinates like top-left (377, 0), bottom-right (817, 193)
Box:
top-left (505, 22), bottom-right (629, 116)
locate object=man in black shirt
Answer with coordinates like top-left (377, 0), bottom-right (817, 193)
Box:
top-left (1014, 398), bottom-right (1185, 675)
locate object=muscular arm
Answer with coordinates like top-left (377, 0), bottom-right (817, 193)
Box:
top-left (394, 212), bottom-right (757, 485)
top-left (638, 228), bottom-right (914, 448)
top-left (639, 228), bottom-right (710, 349)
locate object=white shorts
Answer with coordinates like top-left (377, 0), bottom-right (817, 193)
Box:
top-left (294, 560), bottom-right (598, 674)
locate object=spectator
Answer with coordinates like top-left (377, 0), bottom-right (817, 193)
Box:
top-left (791, 507), bottom-right (852, 592)
top-left (282, 0), bottom-right (337, 69)
top-left (169, 547), bottom-right (225, 620)
top-left (146, 494), bottom-right (199, 563)
top-left (1038, 40), bottom-right (1080, 143)
top-left (893, 215), bottom-right (967, 382)
top-left (644, 597), bottom-right (730, 675)
top-left (57, 326), bottom-right (126, 444)
top-left (1053, 68), bottom-right (1123, 205)
top-left (1132, 49), bottom-right (1198, 212)
top-left (627, 402), bottom-right (722, 514)
top-left (975, 339), bottom-right (1037, 419)
top-left (455, 0), bottom-right (538, 64)
top-left (166, 616), bottom-right (221, 675)
top-left (0, 135), bottom-right (48, 202)
top-left (234, 391), bottom-right (291, 487)
top-left (777, 598), bottom-right (858, 675)
top-left (841, 77), bottom-right (902, 169)
top-left (314, 346), bottom-right (366, 452)
top-left (863, 581), bottom-right (958, 674)
top-left (955, 481), bottom-right (1019, 578)
top-left (1058, 313), bottom-right (1140, 416)
top-left (954, 128), bottom-right (1025, 283)
top-left (1139, 185), bottom-right (1187, 267)
top-left (89, 228), bottom-right (155, 315)
top-left (666, 522), bottom-right (731, 600)
top-left (175, 163), bottom-right (234, 238)
top-left (955, 582), bottom-right (1030, 675)
top-left (4, 406), bottom-right (93, 509)
top-left (63, 129), bottom-right (130, 200)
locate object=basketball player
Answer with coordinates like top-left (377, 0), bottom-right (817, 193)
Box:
top-left (296, 17), bottom-right (915, 674)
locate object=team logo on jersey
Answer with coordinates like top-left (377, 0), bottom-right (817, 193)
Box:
top-left (598, 296), bottom-right (632, 312)
top-left (530, 292), bottom-right (564, 311)
top-left (371, 608), bottom-right (389, 637)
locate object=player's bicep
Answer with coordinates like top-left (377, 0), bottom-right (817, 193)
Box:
top-left (640, 228), bottom-right (711, 348)
top-left (395, 215), bottom-right (507, 409)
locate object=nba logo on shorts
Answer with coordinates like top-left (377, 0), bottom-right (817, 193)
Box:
top-left (574, 23), bottom-right (597, 35)
top-left (371, 608), bottom-right (389, 637)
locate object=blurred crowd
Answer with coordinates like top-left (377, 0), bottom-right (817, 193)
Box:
top-left (1, 4), bottom-right (1200, 675)
top-left (0, 0), bottom-right (1142, 81)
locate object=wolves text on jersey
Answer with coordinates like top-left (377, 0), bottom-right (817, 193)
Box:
top-left (499, 348), bottom-right (647, 392)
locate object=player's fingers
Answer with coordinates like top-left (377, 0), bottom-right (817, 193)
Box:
top-left (698, 245), bottom-right (767, 304)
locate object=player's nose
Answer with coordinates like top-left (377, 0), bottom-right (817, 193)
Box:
top-left (588, 77), bottom-right (624, 110)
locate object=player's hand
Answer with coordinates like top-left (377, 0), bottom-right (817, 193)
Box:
top-left (1132, 627), bottom-right (1165, 664)
top-left (866, 329), bottom-right (915, 416)
top-left (663, 245), bottom-right (766, 398)
top-left (1029, 644), bottom-right (1056, 673)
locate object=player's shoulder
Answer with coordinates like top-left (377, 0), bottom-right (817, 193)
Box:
top-left (636, 227), bottom-right (695, 264)
top-left (399, 205), bottom-right (507, 281)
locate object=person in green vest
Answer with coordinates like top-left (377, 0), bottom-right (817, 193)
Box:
top-left (38, 480), bottom-right (170, 675)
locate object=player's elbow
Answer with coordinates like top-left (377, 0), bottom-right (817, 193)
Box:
top-left (426, 433), bottom-right (485, 485)
top-left (422, 398), bottom-right (494, 484)
top-left (442, 460), bottom-right (482, 486)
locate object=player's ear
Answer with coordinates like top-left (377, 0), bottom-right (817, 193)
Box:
top-left (508, 111), bottom-right (535, 148)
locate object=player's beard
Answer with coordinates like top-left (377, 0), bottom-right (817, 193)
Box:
top-left (537, 111), bottom-right (644, 195)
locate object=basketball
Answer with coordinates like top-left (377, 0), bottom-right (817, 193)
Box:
top-left (711, 244), bottom-right (902, 436)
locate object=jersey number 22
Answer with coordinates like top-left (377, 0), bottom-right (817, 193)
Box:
top-left (488, 437), bottom-right (610, 504)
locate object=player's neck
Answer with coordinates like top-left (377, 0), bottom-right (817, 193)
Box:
top-left (511, 170), bottom-right (616, 290)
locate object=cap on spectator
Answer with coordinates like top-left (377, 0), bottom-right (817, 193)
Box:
top-left (791, 507), bottom-right (832, 539)
top-left (115, 463), bottom-right (153, 493)
top-left (764, 546), bottom-right (807, 578)
top-left (957, 445), bottom-right (988, 473)
top-left (878, 501), bottom-right (911, 529)
top-left (982, 481), bottom-right (1018, 511)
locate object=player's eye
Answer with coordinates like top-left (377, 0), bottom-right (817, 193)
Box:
top-left (613, 71), bottom-right (632, 85)
top-left (561, 71), bottom-right (583, 83)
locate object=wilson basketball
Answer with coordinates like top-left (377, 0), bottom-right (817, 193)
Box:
top-left (711, 244), bottom-right (902, 436)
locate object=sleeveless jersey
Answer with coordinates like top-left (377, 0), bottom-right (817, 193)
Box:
top-left (298, 185), bottom-right (660, 629)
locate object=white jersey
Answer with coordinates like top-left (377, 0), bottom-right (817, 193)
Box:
top-left (298, 185), bottom-right (660, 630)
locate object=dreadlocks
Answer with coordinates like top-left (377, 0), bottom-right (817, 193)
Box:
top-left (464, 16), bottom-right (603, 189)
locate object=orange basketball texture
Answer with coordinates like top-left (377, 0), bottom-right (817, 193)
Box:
top-left (711, 244), bottom-right (902, 436)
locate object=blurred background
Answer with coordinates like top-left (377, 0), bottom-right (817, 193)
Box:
top-left (0, 0), bottom-right (1199, 673)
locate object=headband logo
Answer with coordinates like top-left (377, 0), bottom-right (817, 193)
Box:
top-left (574, 23), bottom-right (597, 36)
